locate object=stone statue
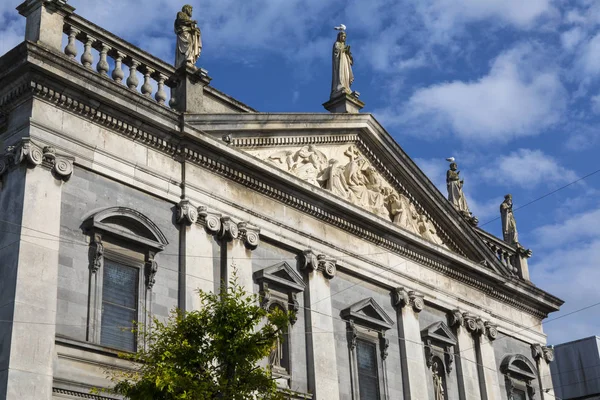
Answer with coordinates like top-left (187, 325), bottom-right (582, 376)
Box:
top-left (331, 28), bottom-right (354, 97)
top-left (446, 162), bottom-right (470, 213)
top-left (432, 361), bottom-right (445, 400)
top-left (500, 194), bottom-right (519, 245)
top-left (174, 5), bottom-right (202, 68)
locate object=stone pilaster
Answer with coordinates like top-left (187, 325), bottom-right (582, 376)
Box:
top-left (0, 139), bottom-right (73, 399)
top-left (532, 344), bottom-right (555, 399)
top-left (464, 312), bottom-right (503, 400)
top-left (176, 199), bottom-right (216, 311)
top-left (301, 250), bottom-right (339, 400)
top-left (392, 287), bottom-right (428, 400)
top-left (449, 310), bottom-right (482, 400)
top-left (224, 220), bottom-right (259, 292)
top-left (17, 0), bottom-right (75, 52)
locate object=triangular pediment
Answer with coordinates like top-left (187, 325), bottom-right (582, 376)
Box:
top-left (340, 297), bottom-right (394, 330)
top-left (421, 321), bottom-right (457, 347)
top-left (188, 113), bottom-right (514, 278)
top-left (253, 261), bottom-right (306, 293)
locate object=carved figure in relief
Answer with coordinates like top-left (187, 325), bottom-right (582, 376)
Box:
top-left (174, 5), bottom-right (202, 68)
top-left (331, 27), bottom-right (354, 97)
top-left (318, 159), bottom-right (349, 199)
top-left (290, 145), bottom-right (328, 185)
top-left (446, 162), bottom-right (471, 215)
top-left (500, 194), bottom-right (519, 245)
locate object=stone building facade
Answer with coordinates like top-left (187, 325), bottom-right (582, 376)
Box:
top-left (0, 1), bottom-right (563, 399)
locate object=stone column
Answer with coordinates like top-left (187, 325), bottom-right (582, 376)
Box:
top-left (532, 344), bottom-right (555, 399)
top-left (0, 140), bottom-right (73, 400)
top-left (301, 251), bottom-right (340, 400)
top-left (17, 0), bottom-right (75, 52)
top-left (176, 200), bottom-right (220, 311)
top-left (392, 287), bottom-right (428, 400)
top-left (449, 310), bottom-right (482, 400)
top-left (226, 221), bottom-right (259, 292)
top-left (466, 314), bottom-right (503, 400)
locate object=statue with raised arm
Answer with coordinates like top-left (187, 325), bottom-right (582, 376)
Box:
top-left (500, 194), bottom-right (519, 245)
top-left (174, 5), bottom-right (202, 68)
top-left (331, 25), bottom-right (354, 97)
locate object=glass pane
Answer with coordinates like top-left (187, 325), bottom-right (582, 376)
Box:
top-left (101, 260), bottom-right (138, 352)
top-left (513, 389), bottom-right (527, 400)
top-left (356, 339), bottom-right (380, 400)
top-left (103, 260), bottom-right (138, 308)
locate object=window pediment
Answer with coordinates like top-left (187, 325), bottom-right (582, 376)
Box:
top-left (341, 298), bottom-right (394, 331)
top-left (501, 354), bottom-right (537, 381)
top-left (253, 261), bottom-right (306, 293)
top-left (421, 321), bottom-right (457, 347)
top-left (85, 207), bottom-right (168, 251)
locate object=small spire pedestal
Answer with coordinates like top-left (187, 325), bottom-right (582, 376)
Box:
top-left (167, 65), bottom-right (211, 113)
top-left (323, 91), bottom-right (364, 114)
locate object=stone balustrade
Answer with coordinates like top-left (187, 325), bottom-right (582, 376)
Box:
top-left (476, 228), bottom-right (520, 275)
top-left (62, 13), bottom-right (176, 106)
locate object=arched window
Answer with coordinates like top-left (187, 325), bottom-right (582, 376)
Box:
top-left (83, 207), bottom-right (168, 352)
top-left (501, 354), bottom-right (538, 400)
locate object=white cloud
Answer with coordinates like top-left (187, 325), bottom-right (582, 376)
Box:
top-left (574, 33), bottom-right (600, 78)
top-left (561, 27), bottom-right (585, 51)
top-left (480, 149), bottom-right (578, 189)
top-left (530, 207), bottom-right (600, 344)
top-left (532, 207), bottom-right (600, 249)
top-left (377, 44), bottom-right (566, 142)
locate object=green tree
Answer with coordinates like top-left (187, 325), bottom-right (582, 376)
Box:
top-left (108, 274), bottom-right (292, 399)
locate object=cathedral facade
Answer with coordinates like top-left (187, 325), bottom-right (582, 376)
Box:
top-left (0, 1), bottom-right (563, 399)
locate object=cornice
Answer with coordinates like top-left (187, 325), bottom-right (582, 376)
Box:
top-left (2, 79), bottom-right (561, 318)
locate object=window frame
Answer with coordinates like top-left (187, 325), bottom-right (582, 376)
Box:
top-left (500, 354), bottom-right (538, 400)
top-left (84, 207), bottom-right (168, 353)
top-left (341, 298), bottom-right (394, 400)
top-left (96, 250), bottom-right (145, 352)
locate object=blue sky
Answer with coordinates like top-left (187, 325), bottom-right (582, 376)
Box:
top-left (2, 0), bottom-right (599, 345)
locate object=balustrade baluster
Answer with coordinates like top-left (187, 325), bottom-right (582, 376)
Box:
top-left (96, 43), bottom-right (110, 76)
top-left (64, 26), bottom-right (79, 59)
top-left (155, 74), bottom-right (167, 104)
top-left (141, 67), bottom-right (154, 97)
top-left (127, 60), bottom-right (140, 90)
top-left (81, 36), bottom-right (94, 68)
top-left (112, 51), bottom-right (125, 83)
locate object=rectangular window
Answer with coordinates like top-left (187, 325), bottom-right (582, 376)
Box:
top-left (101, 260), bottom-right (138, 352)
top-left (356, 339), bottom-right (380, 400)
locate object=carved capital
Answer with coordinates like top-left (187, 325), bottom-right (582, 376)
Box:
top-left (0, 139), bottom-right (73, 182)
top-left (198, 206), bottom-right (222, 234)
top-left (238, 222), bottom-right (260, 250)
top-left (463, 313), bottom-right (484, 336)
top-left (449, 309), bottom-right (464, 328)
top-left (484, 321), bottom-right (498, 341)
top-left (392, 287), bottom-right (424, 313)
top-left (532, 343), bottom-right (554, 364)
top-left (176, 199), bottom-right (198, 225)
top-left (300, 250), bottom-right (336, 279)
top-left (218, 216), bottom-right (239, 242)
top-left (145, 251), bottom-right (158, 289)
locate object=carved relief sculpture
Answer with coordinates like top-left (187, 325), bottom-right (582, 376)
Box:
top-left (331, 25), bottom-right (354, 97)
top-left (261, 143), bottom-right (450, 248)
top-left (500, 194), bottom-right (519, 245)
top-left (174, 5), bottom-right (202, 68)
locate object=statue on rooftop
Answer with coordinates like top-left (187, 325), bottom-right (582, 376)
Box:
top-left (331, 25), bottom-right (354, 98)
top-left (174, 5), bottom-right (202, 68)
top-left (446, 159), bottom-right (478, 225)
top-left (500, 194), bottom-right (519, 245)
